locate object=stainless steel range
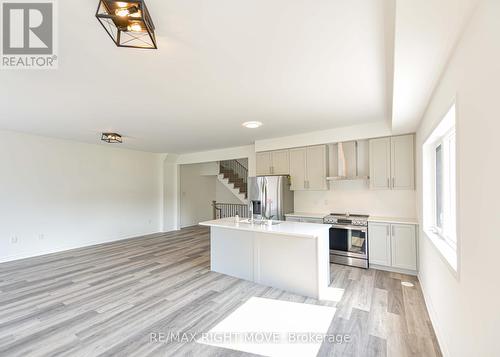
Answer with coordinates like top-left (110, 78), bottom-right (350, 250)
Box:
top-left (323, 213), bottom-right (369, 269)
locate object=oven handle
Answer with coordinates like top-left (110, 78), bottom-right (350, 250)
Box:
top-left (329, 224), bottom-right (367, 232)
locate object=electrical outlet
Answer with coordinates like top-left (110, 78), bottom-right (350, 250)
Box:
top-left (148, 219), bottom-right (152, 225)
top-left (38, 234), bottom-right (45, 240)
top-left (11, 236), bottom-right (18, 244)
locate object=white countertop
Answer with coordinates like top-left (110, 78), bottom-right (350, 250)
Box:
top-left (284, 212), bottom-right (328, 219)
top-left (199, 218), bottom-right (330, 238)
top-left (368, 216), bottom-right (418, 225)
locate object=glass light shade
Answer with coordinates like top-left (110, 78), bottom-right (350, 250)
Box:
top-left (96, 0), bottom-right (157, 49)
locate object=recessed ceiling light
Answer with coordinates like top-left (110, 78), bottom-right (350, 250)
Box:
top-left (242, 121), bottom-right (263, 129)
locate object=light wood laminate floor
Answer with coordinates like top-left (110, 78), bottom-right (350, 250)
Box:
top-left (0, 226), bottom-right (441, 357)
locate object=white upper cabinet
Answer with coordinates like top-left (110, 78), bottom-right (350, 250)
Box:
top-left (271, 150), bottom-right (290, 175)
top-left (391, 135), bottom-right (415, 190)
top-left (256, 152), bottom-right (273, 175)
top-left (369, 134), bottom-right (414, 190)
top-left (289, 145), bottom-right (327, 191)
top-left (369, 137), bottom-right (391, 189)
top-left (256, 150), bottom-right (290, 175)
top-left (306, 145), bottom-right (327, 190)
top-left (289, 148), bottom-right (306, 190)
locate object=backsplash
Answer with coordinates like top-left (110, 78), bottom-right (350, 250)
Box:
top-left (293, 180), bottom-right (417, 217)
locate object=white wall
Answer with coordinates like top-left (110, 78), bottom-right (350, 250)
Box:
top-left (294, 181), bottom-right (416, 217)
top-left (179, 161), bottom-right (246, 227)
top-left (161, 149), bottom-right (255, 230)
top-left (179, 163), bottom-right (216, 227)
top-left (176, 145), bottom-right (256, 177)
top-left (254, 121), bottom-right (391, 152)
top-left (415, 1), bottom-right (500, 356)
top-left (163, 154), bottom-right (179, 232)
top-left (216, 180), bottom-right (244, 205)
top-left (0, 130), bottom-right (163, 263)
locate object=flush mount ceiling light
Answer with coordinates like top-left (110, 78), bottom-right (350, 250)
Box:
top-left (101, 133), bottom-right (123, 143)
top-left (242, 121), bottom-right (263, 129)
top-left (96, 0), bottom-right (157, 49)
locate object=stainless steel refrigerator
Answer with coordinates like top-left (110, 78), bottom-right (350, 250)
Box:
top-left (248, 176), bottom-right (294, 221)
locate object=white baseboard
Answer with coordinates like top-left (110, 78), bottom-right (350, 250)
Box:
top-left (418, 272), bottom-right (450, 357)
top-left (0, 230), bottom-right (160, 264)
top-left (369, 264), bottom-right (418, 276)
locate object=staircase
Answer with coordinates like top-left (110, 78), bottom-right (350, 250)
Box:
top-left (218, 160), bottom-right (248, 204)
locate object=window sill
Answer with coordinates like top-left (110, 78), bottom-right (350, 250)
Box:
top-left (424, 228), bottom-right (458, 275)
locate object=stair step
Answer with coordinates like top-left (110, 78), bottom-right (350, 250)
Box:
top-left (219, 162), bottom-right (248, 202)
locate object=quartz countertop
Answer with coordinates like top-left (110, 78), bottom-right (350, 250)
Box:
top-left (368, 216), bottom-right (418, 225)
top-left (199, 218), bottom-right (330, 238)
top-left (284, 212), bottom-right (328, 219)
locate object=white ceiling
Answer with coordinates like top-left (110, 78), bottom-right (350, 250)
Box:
top-left (391, 0), bottom-right (480, 134)
top-left (0, 0), bottom-right (478, 153)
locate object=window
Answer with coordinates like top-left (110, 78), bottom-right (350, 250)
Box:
top-left (433, 128), bottom-right (456, 248)
top-left (423, 103), bottom-right (457, 270)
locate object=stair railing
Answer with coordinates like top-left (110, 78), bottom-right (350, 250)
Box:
top-left (212, 201), bottom-right (249, 219)
top-left (219, 160), bottom-right (248, 184)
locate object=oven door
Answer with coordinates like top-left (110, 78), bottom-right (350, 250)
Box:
top-left (329, 225), bottom-right (368, 259)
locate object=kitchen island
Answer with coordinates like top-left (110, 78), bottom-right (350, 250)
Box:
top-left (199, 218), bottom-right (331, 299)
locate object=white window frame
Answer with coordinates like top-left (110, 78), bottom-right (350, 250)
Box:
top-left (422, 102), bottom-right (458, 274)
top-left (430, 128), bottom-right (456, 250)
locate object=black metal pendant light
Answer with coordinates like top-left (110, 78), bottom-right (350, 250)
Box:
top-left (101, 133), bottom-right (122, 143)
top-left (96, 0), bottom-right (157, 49)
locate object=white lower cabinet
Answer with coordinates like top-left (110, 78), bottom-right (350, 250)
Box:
top-left (391, 224), bottom-right (417, 270)
top-left (368, 222), bottom-right (417, 272)
top-left (368, 223), bottom-right (391, 266)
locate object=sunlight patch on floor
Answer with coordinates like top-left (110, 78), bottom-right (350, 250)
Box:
top-left (319, 286), bottom-right (345, 302)
top-left (198, 297), bottom-right (336, 357)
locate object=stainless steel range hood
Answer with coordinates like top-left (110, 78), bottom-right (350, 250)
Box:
top-left (327, 141), bottom-right (370, 181)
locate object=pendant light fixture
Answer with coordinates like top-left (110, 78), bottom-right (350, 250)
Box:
top-left (96, 0), bottom-right (157, 49)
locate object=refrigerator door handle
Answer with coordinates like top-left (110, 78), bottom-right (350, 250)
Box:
top-left (264, 177), bottom-right (269, 219)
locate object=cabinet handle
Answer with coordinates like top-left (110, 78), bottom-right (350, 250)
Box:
top-left (392, 177), bottom-right (395, 188)
top-left (392, 225), bottom-right (395, 236)
top-left (387, 178), bottom-right (390, 188)
top-left (386, 225), bottom-right (390, 236)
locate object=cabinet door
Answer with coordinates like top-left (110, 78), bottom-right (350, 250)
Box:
top-left (289, 148), bottom-right (306, 190)
top-left (306, 145), bottom-right (327, 190)
top-left (369, 137), bottom-right (391, 189)
top-left (391, 224), bottom-right (417, 270)
top-left (391, 135), bottom-right (415, 190)
top-left (256, 152), bottom-right (272, 176)
top-left (368, 223), bottom-right (391, 267)
top-left (271, 150), bottom-right (290, 175)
